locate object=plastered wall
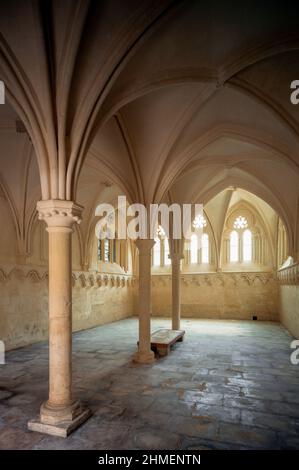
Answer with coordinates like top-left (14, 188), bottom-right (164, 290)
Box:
top-left (151, 272), bottom-right (279, 321)
top-left (279, 285), bottom-right (299, 339)
top-left (277, 263), bottom-right (299, 339)
top-left (0, 267), bottom-right (135, 351)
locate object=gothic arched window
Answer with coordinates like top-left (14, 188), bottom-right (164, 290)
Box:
top-left (153, 238), bottom-right (161, 266)
top-left (164, 238), bottom-right (171, 265)
top-left (98, 238), bottom-right (112, 262)
top-left (201, 233), bottom-right (209, 263)
top-left (97, 239), bottom-right (102, 260)
top-left (230, 230), bottom-right (239, 262)
top-left (243, 229), bottom-right (252, 262)
top-left (104, 239), bottom-right (110, 262)
top-left (193, 214), bottom-right (207, 229)
top-left (190, 234), bottom-right (198, 263)
top-left (233, 216), bottom-right (248, 230)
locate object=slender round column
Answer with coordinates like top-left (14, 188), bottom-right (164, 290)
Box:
top-left (47, 226), bottom-right (73, 407)
top-left (171, 253), bottom-right (183, 330)
top-left (28, 200), bottom-right (90, 436)
top-left (133, 239), bottom-right (155, 364)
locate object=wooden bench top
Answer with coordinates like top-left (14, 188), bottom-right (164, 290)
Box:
top-left (150, 329), bottom-right (185, 347)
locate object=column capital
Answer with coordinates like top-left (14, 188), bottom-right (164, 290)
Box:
top-left (170, 252), bottom-right (184, 264)
top-left (37, 200), bottom-right (83, 229)
top-left (135, 238), bottom-right (155, 253)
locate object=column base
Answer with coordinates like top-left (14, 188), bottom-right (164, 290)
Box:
top-left (133, 350), bottom-right (155, 364)
top-left (28, 401), bottom-right (91, 438)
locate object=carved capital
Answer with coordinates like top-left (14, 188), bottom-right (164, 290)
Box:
top-left (37, 200), bottom-right (83, 230)
top-left (170, 253), bottom-right (184, 265)
top-left (135, 238), bottom-right (155, 253)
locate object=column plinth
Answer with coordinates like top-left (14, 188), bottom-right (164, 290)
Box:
top-left (28, 200), bottom-right (91, 438)
top-left (133, 239), bottom-right (155, 364)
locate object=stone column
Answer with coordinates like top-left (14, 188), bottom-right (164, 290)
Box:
top-left (133, 239), bottom-right (155, 364)
top-left (28, 200), bottom-right (91, 438)
top-left (171, 253), bottom-right (183, 330)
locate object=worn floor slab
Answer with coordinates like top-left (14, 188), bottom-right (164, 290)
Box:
top-left (0, 318), bottom-right (299, 449)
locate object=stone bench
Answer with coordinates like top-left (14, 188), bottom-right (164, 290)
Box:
top-left (150, 329), bottom-right (185, 357)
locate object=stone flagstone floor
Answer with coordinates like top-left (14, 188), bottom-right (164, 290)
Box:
top-left (0, 318), bottom-right (299, 450)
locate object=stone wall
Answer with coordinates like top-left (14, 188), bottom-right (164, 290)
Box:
top-left (0, 266), bottom-right (135, 351)
top-left (3, 261), bottom-right (299, 352)
top-left (278, 263), bottom-right (299, 339)
top-left (72, 271), bottom-right (136, 333)
top-left (151, 272), bottom-right (278, 321)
